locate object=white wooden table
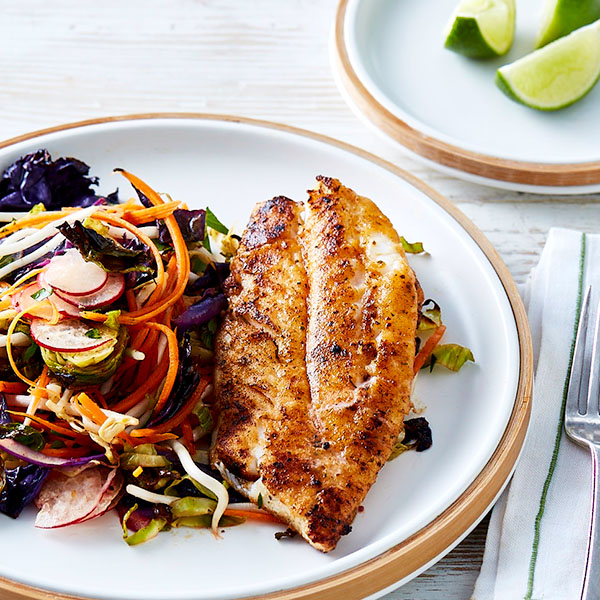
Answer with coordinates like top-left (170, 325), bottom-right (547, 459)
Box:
top-left (1, 1), bottom-right (599, 598)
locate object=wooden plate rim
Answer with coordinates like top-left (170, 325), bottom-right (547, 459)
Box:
top-left (0, 113), bottom-right (533, 600)
top-left (333, 0), bottom-right (600, 187)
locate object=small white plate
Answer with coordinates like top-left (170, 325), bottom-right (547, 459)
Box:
top-left (333, 0), bottom-right (600, 193)
top-left (0, 115), bottom-right (531, 600)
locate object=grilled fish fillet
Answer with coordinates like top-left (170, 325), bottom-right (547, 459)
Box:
top-left (211, 177), bottom-right (420, 552)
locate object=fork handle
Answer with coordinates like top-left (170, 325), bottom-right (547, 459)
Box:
top-left (582, 444), bottom-right (600, 600)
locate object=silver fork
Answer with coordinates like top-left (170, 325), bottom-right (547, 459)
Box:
top-left (565, 286), bottom-right (600, 600)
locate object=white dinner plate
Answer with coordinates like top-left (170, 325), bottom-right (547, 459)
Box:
top-left (333, 0), bottom-right (600, 193)
top-left (0, 115), bottom-right (531, 600)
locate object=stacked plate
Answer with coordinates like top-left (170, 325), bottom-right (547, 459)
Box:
top-left (332, 0), bottom-right (600, 193)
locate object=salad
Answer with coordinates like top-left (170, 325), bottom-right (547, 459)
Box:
top-left (0, 150), bottom-right (267, 544)
top-left (0, 151), bottom-right (473, 546)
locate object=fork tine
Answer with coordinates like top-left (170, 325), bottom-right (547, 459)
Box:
top-left (586, 299), bottom-right (600, 415)
top-left (567, 286), bottom-right (592, 417)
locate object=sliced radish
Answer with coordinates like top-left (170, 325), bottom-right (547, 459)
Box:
top-left (53, 273), bottom-right (125, 309)
top-left (30, 318), bottom-right (113, 353)
top-left (13, 283), bottom-right (56, 320)
top-left (35, 468), bottom-right (122, 529)
top-left (44, 249), bottom-right (108, 296)
top-left (16, 280), bottom-right (80, 318)
top-left (49, 291), bottom-right (82, 318)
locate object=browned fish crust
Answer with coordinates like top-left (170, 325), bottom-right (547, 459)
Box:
top-left (211, 179), bottom-right (419, 552)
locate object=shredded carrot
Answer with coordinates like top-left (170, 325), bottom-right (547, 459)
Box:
top-left (0, 381), bottom-right (27, 394)
top-left (144, 322), bottom-right (179, 416)
top-left (413, 325), bottom-right (447, 374)
top-left (126, 289), bottom-right (137, 312)
top-left (111, 170), bottom-right (190, 323)
top-left (125, 201), bottom-right (180, 225)
top-left (45, 436), bottom-right (75, 448)
top-left (41, 446), bottom-right (98, 458)
top-left (76, 392), bottom-right (108, 425)
top-left (0, 210), bottom-right (80, 238)
top-left (181, 418), bottom-right (195, 454)
top-left (111, 328), bottom-right (149, 385)
top-left (133, 343), bottom-right (157, 388)
top-left (132, 328), bottom-right (149, 347)
top-left (138, 327), bottom-right (159, 358)
top-left (7, 411), bottom-right (90, 442)
top-left (130, 378), bottom-right (209, 437)
top-left (115, 431), bottom-right (136, 447)
top-left (110, 355), bottom-right (169, 413)
top-left (223, 509), bottom-right (282, 524)
top-left (28, 367), bottom-right (50, 408)
top-left (111, 357), bottom-right (136, 387)
top-left (119, 431), bottom-right (178, 446)
top-left (88, 389), bottom-right (109, 410)
top-left (165, 254), bottom-right (177, 281)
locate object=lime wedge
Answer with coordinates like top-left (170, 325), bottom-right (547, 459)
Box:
top-left (536, 0), bottom-right (600, 48)
top-left (496, 20), bottom-right (600, 110)
top-left (444, 0), bottom-right (516, 58)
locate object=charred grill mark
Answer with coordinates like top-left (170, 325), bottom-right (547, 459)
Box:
top-left (241, 196), bottom-right (298, 250)
top-left (306, 487), bottom-right (353, 545)
top-left (358, 340), bottom-right (377, 361)
top-left (315, 175), bottom-right (339, 192)
top-left (263, 454), bottom-right (323, 494)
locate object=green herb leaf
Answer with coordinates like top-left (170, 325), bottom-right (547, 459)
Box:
top-left (399, 236), bottom-right (425, 254)
top-left (0, 423), bottom-right (45, 451)
top-left (190, 256), bottom-right (207, 275)
top-left (153, 240), bottom-right (172, 253)
top-left (84, 328), bottom-right (102, 339)
top-left (205, 207), bottom-right (229, 235)
top-left (198, 322), bottom-right (216, 350)
top-left (30, 288), bottom-right (52, 301)
top-left (257, 493), bottom-right (263, 509)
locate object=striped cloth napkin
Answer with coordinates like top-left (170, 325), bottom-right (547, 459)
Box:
top-left (473, 228), bottom-right (600, 600)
